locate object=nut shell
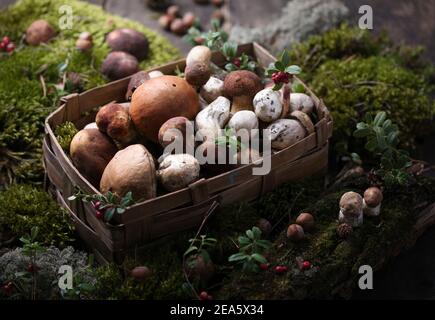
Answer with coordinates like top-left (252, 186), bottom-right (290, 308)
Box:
top-left (70, 129), bottom-right (117, 187)
top-left (130, 76), bottom-right (199, 143)
top-left (106, 28), bottom-right (149, 61)
top-left (100, 144), bottom-right (157, 200)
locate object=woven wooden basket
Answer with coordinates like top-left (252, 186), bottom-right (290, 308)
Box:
top-left (43, 43), bottom-right (333, 263)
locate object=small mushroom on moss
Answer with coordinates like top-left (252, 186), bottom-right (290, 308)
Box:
top-left (166, 5), bottom-right (180, 19)
top-left (101, 51), bottom-right (139, 81)
top-left (339, 191), bottom-right (364, 227)
top-left (76, 32), bottom-right (93, 52)
top-left (25, 19), bottom-right (55, 45)
top-left (256, 218), bottom-right (272, 236)
top-left (158, 14), bottom-right (173, 30)
top-left (100, 144), bottom-right (157, 200)
top-left (70, 129), bottom-right (118, 188)
top-left (157, 154), bottom-right (200, 191)
top-left (106, 28), bottom-right (149, 61)
top-left (170, 18), bottom-right (187, 35)
top-left (96, 103), bottom-right (137, 146)
top-left (200, 77), bottom-right (224, 103)
top-left (253, 88), bottom-right (282, 122)
top-left (286, 224), bottom-right (305, 242)
top-left (266, 119), bottom-right (306, 150)
top-left (182, 12), bottom-right (197, 28)
top-left (290, 93), bottom-right (314, 114)
top-left (125, 71), bottom-right (150, 101)
top-left (363, 187), bottom-right (383, 216)
top-left (131, 266), bottom-right (152, 282)
top-left (224, 70), bottom-right (263, 114)
top-left (295, 213), bottom-right (314, 231)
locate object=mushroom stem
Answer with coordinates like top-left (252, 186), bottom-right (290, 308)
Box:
top-left (363, 200), bottom-right (381, 216)
top-left (230, 96), bottom-right (253, 114)
top-left (339, 209), bottom-right (363, 227)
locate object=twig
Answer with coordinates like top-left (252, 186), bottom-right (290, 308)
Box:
top-left (39, 75), bottom-right (47, 98)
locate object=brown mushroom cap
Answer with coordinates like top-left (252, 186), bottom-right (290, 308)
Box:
top-left (290, 110), bottom-right (315, 135)
top-left (295, 212), bottom-right (315, 231)
top-left (339, 191), bottom-right (363, 216)
top-left (130, 76), bottom-right (199, 143)
top-left (126, 71), bottom-right (150, 101)
top-left (185, 61), bottom-right (211, 87)
top-left (223, 70), bottom-right (263, 99)
top-left (96, 103), bottom-right (125, 133)
top-left (106, 28), bottom-right (149, 61)
top-left (286, 224), bottom-right (305, 242)
top-left (70, 129), bottom-right (117, 187)
top-left (101, 51), bottom-right (139, 81)
top-left (158, 116), bottom-right (191, 149)
top-left (364, 187), bottom-right (383, 207)
top-left (25, 19), bottom-right (55, 45)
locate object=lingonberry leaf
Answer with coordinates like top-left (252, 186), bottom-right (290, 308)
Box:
top-left (274, 60), bottom-right (285, 72)
top-left (285, 65), bottom-right (301, 74)
top-left (272, 83), bottom-right (283, 91)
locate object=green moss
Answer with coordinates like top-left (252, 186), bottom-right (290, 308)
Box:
top-left (289, 24), bottom-right (435, 154)
top-left (0, 0), bottom-right (180, 187)
top-left (0, 184), bottom-right (75, 247)
top-left (55, 121), bottom-right (78, 152)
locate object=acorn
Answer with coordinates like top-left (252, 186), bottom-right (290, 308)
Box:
top-left (286, 224), bottom-right (305, 242)
top-left (101, 51), bottom-right (139, 81)
top-left (295, 213), bottom-right (314, 231)
top-left (131, 266), bottom-right (152, 282)
top-left (25, 19), bottom-right (55, 45)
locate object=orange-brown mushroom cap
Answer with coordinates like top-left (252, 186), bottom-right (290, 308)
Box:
top-left (223, 70), bottom-right (263, 99)
top-left (364, 187), bottom-right (383, 207)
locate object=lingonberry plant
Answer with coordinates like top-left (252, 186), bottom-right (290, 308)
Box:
top-left (228, 226), bottom-right (272, 273)
top-left (184, 235), bottom-right (217, 267)
top-left (221, 42), bottom-right (257, 72)
top-left (68, 189), bottom-right (134, 222)
top-left (353, 111), bottom-right (413, 187)
top-left (265, 50), bottom-right (301, 91)
top-left (184, 19), bottom-right (228, 50)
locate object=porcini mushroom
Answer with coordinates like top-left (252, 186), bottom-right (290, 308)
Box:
top-left (76, 32), bottom-right (93, 52)
top-left (157, 154), bottom-right (200, 191)
top-left (200, 77), bottom-right (224, 103)
top-left (106, 28), bottom-right (149, 61)
top-left (266, 119), bottom-right (306, 150)
top-left (290, 93), bottom-right (314, 114)
top-left (227, 110), bottom-right (258, 137)
top-left (96, 103), bottom-right (137, 146)
top-left (339, 191), bottom-right (364, 227)
top-left (224, 70), bottom-right (263, 114)
top-left (25, 19), bottom-right (55, 45)
top-left (70, 129), bottom-right (118, 188)
top-left (363, 187), bottom-right (383, 216)
top-left (158, 116), bottom-right (194, 154)
top-left (101, 51), bottom-right (139, 81)
top-left (100, 144), bottom-right (156, 200)
top-left (185, 46), bottom-right (212, 87)
top-left (130, 75), bottom-right (199, 143)
top-left (125, 71), bottom-right (150, 101)
top-left (289, 110), bottom-right (315, 135)
top-left (149, 70), bottom-right (164, 79)
top-left (253, 88), bottom-right (283, 122)
top-left (195, 96), bottom-right (231, 140)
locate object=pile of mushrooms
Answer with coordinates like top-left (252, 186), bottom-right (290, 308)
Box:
top-left (68, 44), bottom-right (321, 204)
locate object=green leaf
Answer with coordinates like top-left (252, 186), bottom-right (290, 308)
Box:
top-left (104, 207), bottom-right (115, 221)
top-left (365, 139), bottom-right (377, 152)
top-left (351, 152), bottom-right (362, 165)
top-left (251, 253), bottom-right (267, 264)
top-left (275, 61), bottom-right (285, 71)
top-left (285, 65), bottom-right (301, 74)
top-left (67, 195), bottom-right (76, 201)
top-left (238, 236), bottom-right (250, 246)
top-left (246, 229), bottom-right (254, 240)
top-left (252, 226), bottom-right (262, 239)
top-left (280, 50), bottom-right (290, 67)
top-left (229, 252), bottom-right (247, 262)
top-left (374, 111), bottom-right (387, 126)
top-left (256, 240), bottom-right (272, 249)
top-left (353, 128), bottom-right (371, 138)
top-left (356, 122), bottom-right (368, 130)
top-left (292, 81), bottom-right (305, 93)
top-left (116, 208), bottom-right (125, 214)
top-left (184, 245), bottom-right (198, 257)
top-left (272, 83), bottom-right (283, 91)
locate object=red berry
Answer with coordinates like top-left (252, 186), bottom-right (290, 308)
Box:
top-left (207, 294), bottom-right (213, 300)
top-left (233, 58), bottom-right (241, 68)
top-left (2, 282), bottom-right (13, 295)
top-left (27, 263), bottom-right (38, 273)
top-left (6, 43), bottom-right (15, 53)
top-left (2, 36), bottom-right (10, 45)
top-left (93, 201), bottom-right (102, 210)
top-left (274, 265), bottom-right (288, 274)
top-left (96, 210), bottom-right (104, 219)
top-left (199, 291), bottom-right (209, 300)
top-left (302, 261), bottom-right (311, 270)
top-left (259, 263), bottom-right (269, 270)
top-left (0, 42), bottom-right (5, 50)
